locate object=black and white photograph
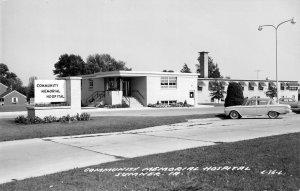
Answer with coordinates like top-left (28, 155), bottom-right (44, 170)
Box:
top-left (0, 0), bottom-right (299, 190)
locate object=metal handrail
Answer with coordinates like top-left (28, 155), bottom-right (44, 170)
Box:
top-left (86, 91), bottom-right (105, 104)
top-left (132, 90), bottom-right (145, 100)
top-left (123, 96), bottom-right (130, 106)
top-left (131, 90), bottom-right (145, 106)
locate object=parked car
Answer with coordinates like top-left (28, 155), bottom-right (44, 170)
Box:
top-left (279, 98), bottom-right (300, 111)
top-left (224, 98), bottom-right (291, 119)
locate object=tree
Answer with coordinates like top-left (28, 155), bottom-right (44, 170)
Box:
top-left (0, 63), bottom-right (23, 91)
top-left (53, 54), bottom-right (86, 77)
top-left (224, 82), bottom-right (244, 107)
top-left (162, 70), bottom-right (174, 72)
top-left (196, 56), bottom-right (222, 78)
top-left (27, 76), bottom-right (37, 101)
top-left (266, 85), bottom-right (277, 99)
top-left (85, 54), bottom-right (131, 74)
top-left (180, 63), bottom-right (192, 73)
top-left (0, 63), bottom-right (9, 77)
top-left (209, 80), bottom-right (226, 103)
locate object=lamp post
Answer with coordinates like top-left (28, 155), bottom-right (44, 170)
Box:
top-left (258, 18), bottom-right (296, 103)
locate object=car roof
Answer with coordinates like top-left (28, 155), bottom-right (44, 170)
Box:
top-left (247, 98), bottom-right (271, 101)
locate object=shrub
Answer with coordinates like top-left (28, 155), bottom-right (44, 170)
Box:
top-left (106, 104), bottom-right (129, 109)
top-left (14, 113), bottom-right (91, 124)
top-left (79, 112), bottom-right (90, 121)
top-left (34, 102), bottom-right (69, 107)
top-left (43, 116), bottom-right (58, 123)
top-left (28, 116), bottom-right (43, 124)
top-left (224, 82), bottom-right (244, 107)
top-left (147, 102), bottom-right (192, 108)
top-left (15, 115), bottom-right (28, 124)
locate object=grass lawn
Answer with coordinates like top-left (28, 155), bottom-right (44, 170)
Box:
top-left (0, 114), bottom-right (221, 142)
top-left (1, 133), bottom-right (299, 190)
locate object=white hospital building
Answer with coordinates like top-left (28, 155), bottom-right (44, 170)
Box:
top-left (80, 52), bottom-right (299, 107)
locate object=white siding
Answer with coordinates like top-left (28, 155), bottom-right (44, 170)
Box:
top-left (146, 75), bottom-right (198, 106)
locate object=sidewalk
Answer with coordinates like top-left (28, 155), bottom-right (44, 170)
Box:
top-left (0, 105), bottom-right (215, 119)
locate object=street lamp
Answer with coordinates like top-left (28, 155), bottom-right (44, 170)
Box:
top-left (258, 18), bottom-right (296, 103)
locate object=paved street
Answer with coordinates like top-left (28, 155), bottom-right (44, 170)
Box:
top-left (0, 113), bottom-right (299, 184)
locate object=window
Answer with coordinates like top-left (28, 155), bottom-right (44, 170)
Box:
top-left (161, 100), bottom-right (168, 105)
top-left (289, 87), bottom-right (298, 91)
top-left (198, 86), bottom-right (203, 91)
top-left (258, 83), bottom-right (265, 91)
top-left (280, 83), bottom-right (285, 90)
top-left (161, 77), bottom-right (177, 88)
top-left (89, 79), bottom-right (94, 89)
top-left (161, 100), bottom-right (177, 105)
top-left (258, 100), bottom-right (268, 105)
top-left (248, 82), bottom-right (256, 91)
top-left (12, 97), bottom-right (18, 103)
top-left (246, 100), bottom-right (256, 106)
top-left (169, 100), bottom-right (177, 105)
top-left (168, 77), bottom-right (177, 88)
top-left (160, 77), bottom-right (168, 88)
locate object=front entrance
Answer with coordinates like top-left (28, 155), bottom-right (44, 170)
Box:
top-left (122, 79), bottom-right (131, 96)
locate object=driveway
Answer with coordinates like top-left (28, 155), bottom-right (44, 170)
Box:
top-left (0, 113), bottom-right (299, 184)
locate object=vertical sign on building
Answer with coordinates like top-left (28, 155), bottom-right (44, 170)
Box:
top-left (34, 80), bottom-right (66, 103)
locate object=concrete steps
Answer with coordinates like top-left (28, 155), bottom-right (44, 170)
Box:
top-left (123, 96), bottom-right (144, 108)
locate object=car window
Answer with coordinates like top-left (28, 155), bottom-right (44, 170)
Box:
top-left (258, 100), bottom-right (268, 105)
top-left (289, 99), bottom-right (294, 102)
top-left (246, 100), bottom-right (256, 106)
top-left (269, 100), bottom-right (276, 105)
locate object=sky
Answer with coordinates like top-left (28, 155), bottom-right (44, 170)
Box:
top-left (0, 0), bottom-right (300, 85)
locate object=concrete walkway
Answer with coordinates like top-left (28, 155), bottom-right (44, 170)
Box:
top-left (0, 113), bottom-right (299, 184)
top-left (0, 105), bottom-right (217, 119)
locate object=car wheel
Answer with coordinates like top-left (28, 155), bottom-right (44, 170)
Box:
top-left (229, 110), bottom-right (240, 119)
top-left (268, 111), bottom-right (279, 119)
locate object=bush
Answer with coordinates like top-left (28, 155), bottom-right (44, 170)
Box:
top-left (224, 82), bottom-right (244, 107)
top-left (79, 113), bottom-right (90, 121)
top-left (34, 102), bottom-right (69, 107)
top-left (43, 116), bottom-right (58, 123)
top-left (147, 101), bottom-right (192, 108)
top-left (28, 116), bottom-right (43, 124)
top-left (15, 115), bottom-right (28, 124)
top-left (14, 113), bottom-right (91, 124)
top-left (106, 104), bottom-right (129, 109)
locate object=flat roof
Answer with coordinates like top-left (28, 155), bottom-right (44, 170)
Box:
top-left (81, 70), bottom-right (199, 79)
top-left (198, 78), bottom-right (299, 83)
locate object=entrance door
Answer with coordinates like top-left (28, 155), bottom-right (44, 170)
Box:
top-left (122, 80), bottom-right (131, 96)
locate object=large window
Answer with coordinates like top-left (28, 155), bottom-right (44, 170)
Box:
top-left (161, 76), bottom-right (177, 88)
